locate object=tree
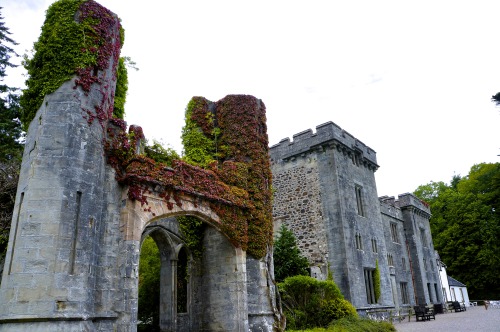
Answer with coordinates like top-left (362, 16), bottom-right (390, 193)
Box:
top-left (0, 7), bottom-right (23, 162)
top-left (273, 224), bottom-right (309, 282)
top-left (138, 236), bottom-right (161, 331)
top-left (414, 163), bottom-right (500, 299)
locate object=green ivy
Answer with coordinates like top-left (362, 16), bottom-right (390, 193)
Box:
top-left (113, 57), bottom-right (128, 119)
top-left (20, 0), bottom-right (123, 129)
top-left (181, 97), bottom-right (216, 167)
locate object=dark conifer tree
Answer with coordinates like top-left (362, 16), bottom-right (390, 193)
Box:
top-left (0, 7), bottom-right (22, 162)
top-left (273, 224), bottom-right (310, 282)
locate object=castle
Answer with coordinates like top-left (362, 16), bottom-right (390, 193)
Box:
top-left (270, 121), bottom-right (442, 310)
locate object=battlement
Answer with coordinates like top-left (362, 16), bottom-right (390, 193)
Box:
top-left (270, 121), bottom-right (378, 169)
top-left (395, 193), bottom-right (431, 216)
top-left (379, 196), bottom-right (403, 219)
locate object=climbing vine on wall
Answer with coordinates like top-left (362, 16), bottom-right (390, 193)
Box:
top-left (20, 0), bottom-right (124, 128)
top-left (181, 97), bottom-right (217, 167)
top-left (23, 1), bottom-right (273, 259)
top-left (113, 56), bottom-right (128, 119)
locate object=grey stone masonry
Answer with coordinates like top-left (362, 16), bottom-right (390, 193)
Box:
top-left (271, 122), bottom-right (443, 314)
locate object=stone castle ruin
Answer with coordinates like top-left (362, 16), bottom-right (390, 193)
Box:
top-left (0, 0), bottom-right (445, 330)
top-left (0, 1), bottom-right (280, 331)
top-left (270, 123), bottom-right (442, 312)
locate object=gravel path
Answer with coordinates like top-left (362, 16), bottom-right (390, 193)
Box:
top-left (395, 306), bottom-right (500, 332)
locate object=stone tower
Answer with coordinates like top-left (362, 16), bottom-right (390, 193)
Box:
top-left (270, 122), bottom-right (441, 311)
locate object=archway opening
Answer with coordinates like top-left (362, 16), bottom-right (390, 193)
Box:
top-left (138, 235), bottom-right (161, 332)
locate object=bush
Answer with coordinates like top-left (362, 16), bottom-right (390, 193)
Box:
top-left (279, 275), bottom-right (357, 329)
top-left (288, 316), bottom-right (395, 332)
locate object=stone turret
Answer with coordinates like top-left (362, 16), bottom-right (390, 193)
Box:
top-left (0, 1), bottom-right (122, 330)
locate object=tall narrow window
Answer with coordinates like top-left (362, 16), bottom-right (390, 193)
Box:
top-left (401, 257), bottom-right (406, 270)
top-left (387, 254), bottom-right (394, 266)
top-left (427, 283), bottom-right (433, 303)
top-left (355, 233), bottom-right (363, 250)
top-left (390, 223), bottom-right (399, 243)
top-left (364, 269), bottom-right (376, 304)
top-left (423, 258), bottom-right (427, 271)
top-left (177, 247), bottom-right (188, 313)
top-left (371, 239), bottom-right (378, 253)
top-left (420, 228), bottom-right (428, 247)
top-left (434, 283), bottom-right (440, 303)
top-left (355, 186), bottom-right (365, 217)
top-left (400, 282), bottom-right (409, 304)
top-left (70, 191), bottom-right (82, 274)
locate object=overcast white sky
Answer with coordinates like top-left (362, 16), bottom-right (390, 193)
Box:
top-left (2, 0), bottom-right (499, 197)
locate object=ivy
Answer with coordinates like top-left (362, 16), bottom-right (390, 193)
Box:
top-left (181, 97), bottom-right (216, 167)
top-left (104, 95), bottom-right (272, 258)
top-left (113, 56), bottom-right (127, 119)
top-left (20, 0), bottom-right (123, 129)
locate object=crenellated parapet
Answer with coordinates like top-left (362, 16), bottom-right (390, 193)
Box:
top-left (379, 196), bottom-right (403, 220)
top-left (395, 193), bottom-right (431, 218)
top-left (270, 121), bottom-right (379, 172)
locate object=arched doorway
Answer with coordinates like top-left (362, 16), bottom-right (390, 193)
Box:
top-left (140, 218), bottom-right (194, 331)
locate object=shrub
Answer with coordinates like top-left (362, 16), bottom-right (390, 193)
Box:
top-left (279, 275), bottom-right (357, 329)
top-left (287, 316), bottom-right (396, 332)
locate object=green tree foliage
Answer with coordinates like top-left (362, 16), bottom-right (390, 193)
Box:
top-left (0, 160), bottom-right (19, 275)
top-left (273, 224), bottom-right (309, 282)
top-left (138, 236), bottom-right (161, 331)
top-left (414, 163), bottom-right (500, 299)
top-left (0, 7), bottom-right (23, 162)
top-left (144, 139), bottom-right (179, 166)
top-left (279, 275), bottom-right (358, 329)
top-left (491, 92), bottom-right (500, 107)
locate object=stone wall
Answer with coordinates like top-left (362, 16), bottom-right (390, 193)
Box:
top-left (272, 157), bottom-right (328, 269)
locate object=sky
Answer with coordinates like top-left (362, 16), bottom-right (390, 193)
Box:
top-left (2, 0), bottom-right (499, 198)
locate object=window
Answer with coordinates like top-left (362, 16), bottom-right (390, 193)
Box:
top-left (400, 282), bottom-right (409, 304)
top-left (423, 258), bottom-right (427, 271)
top-left (352, 152), bottom-right (361, 166)
top-left (427, 283), bottom-right (433, 303)
top-left (371, 239), bottom-right (378, 253)
top-left (401, 257), bottom-right (406, 270)
top-left (355, 186), bottom-right (365, 217)
top-left (434, 284), bottom-right (440, 303)
top-left (177, 247), bottom-right (189, 313)
top-left (364, 269), bottom-right (376, 304)
top-left (442, 287), bottom-right (448, 301)
top-left (420, 228), bottom-right (428, 247)
top-left (355, 233), bottom-right (363, 250)
top-left (390, 223), bottom-right (399, 243)
top-left (387, 254), bottom-right (394, 266)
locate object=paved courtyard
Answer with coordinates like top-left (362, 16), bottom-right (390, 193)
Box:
top-left (396, 306), bottom-right (500, 332)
